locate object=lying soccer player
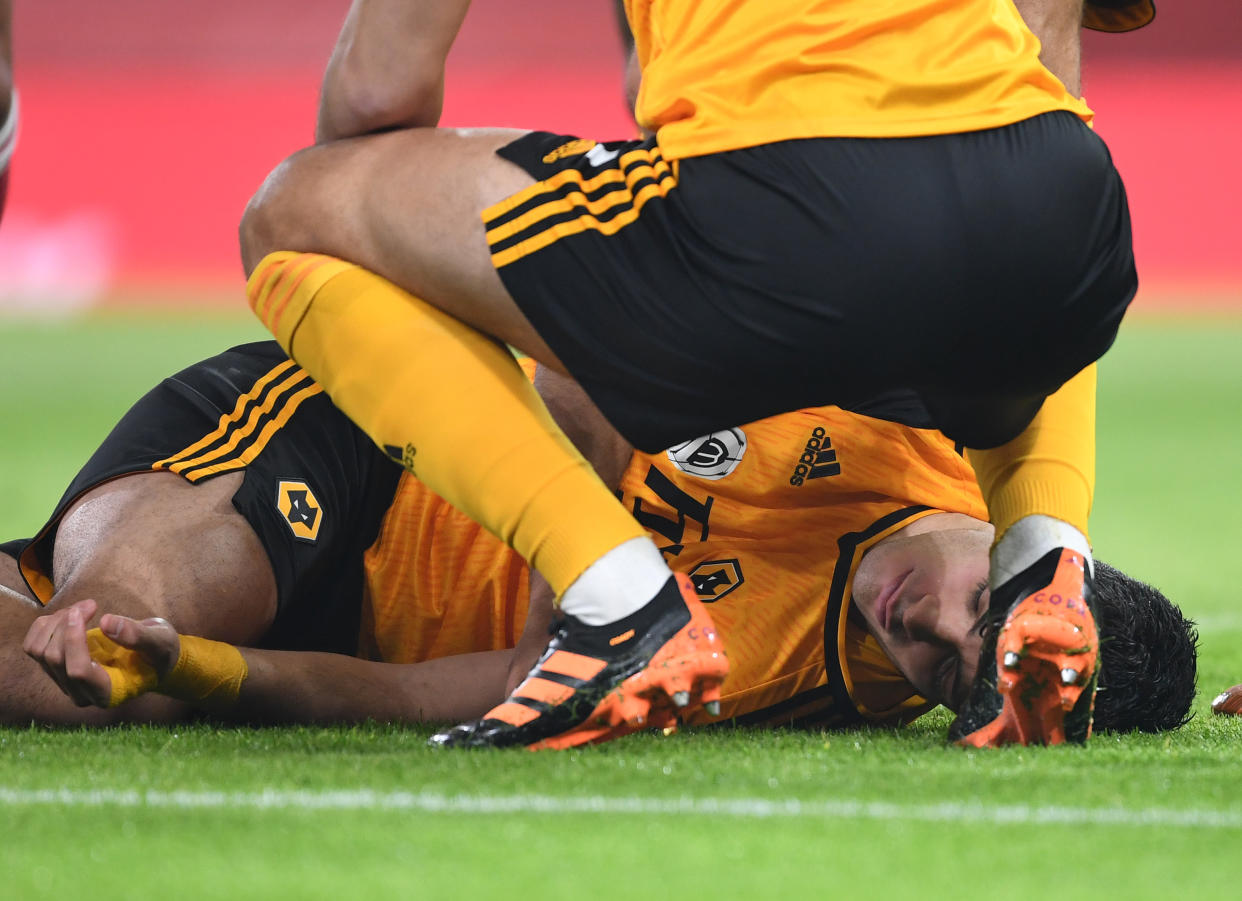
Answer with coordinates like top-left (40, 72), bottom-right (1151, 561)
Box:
top-left (8, 342), bottom-right (1196, 737)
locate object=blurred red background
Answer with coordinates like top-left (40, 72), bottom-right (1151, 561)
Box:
top-left (1, 0), bottom-right (1238, 312)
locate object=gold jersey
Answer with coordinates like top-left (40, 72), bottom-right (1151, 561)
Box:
top-left (362, 389), bottom-right (986, 728)
top-left (622, 0), bottom-right (1092, 159)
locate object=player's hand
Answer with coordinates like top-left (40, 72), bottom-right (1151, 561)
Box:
top-left (23, 598), bottom-right (105, 705)
top-left (23, 598), bottom-right (181, 708)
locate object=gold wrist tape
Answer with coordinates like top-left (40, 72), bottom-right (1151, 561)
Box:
top-left (85, 628), bottom-right (159, 709)
top-left (159, 635), bottom-right (249, 706)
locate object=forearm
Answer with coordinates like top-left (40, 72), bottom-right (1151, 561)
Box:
top-left (1012, 0), bottom-right (1085, 96)
top-left (533, 366), bottom-right (634, 491)
top-left (228, 646), bottom-right (513, 724)
top-left (316, 0), bottom-right (472, 142)
top-left (498, 369), bottom-right (634, 691)
top-left (506, 572), bottom-right (556, 696)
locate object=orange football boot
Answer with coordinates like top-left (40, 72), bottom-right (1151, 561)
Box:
top-left (430, 574), bottom-right (729, 750)
top-left (950, 548), bottom-right (1099, 747)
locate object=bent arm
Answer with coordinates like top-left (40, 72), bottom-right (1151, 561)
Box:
top-left (317, 0), bottom-right (473, 142)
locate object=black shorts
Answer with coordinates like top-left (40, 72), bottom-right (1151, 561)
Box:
top-left (487, 113), bottom-right (1136, 451)
top-left (1, 342), bottom-right (402, 654)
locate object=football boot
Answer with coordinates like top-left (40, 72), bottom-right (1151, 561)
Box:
top-left (430, 574), bottom-right (728, 750)
top-left (949, 547), bottom-right (1099, 747)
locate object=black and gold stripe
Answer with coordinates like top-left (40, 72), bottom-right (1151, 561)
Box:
top-left (484, 146), bottom-right (677, 267)
top-left (152, 361), bottom-right (323, 482)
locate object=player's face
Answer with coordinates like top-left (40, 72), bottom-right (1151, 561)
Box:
top-left (851, 515), bottom-right (993, 711)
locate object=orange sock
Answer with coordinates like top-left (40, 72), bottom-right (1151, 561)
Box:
top-left (247, 251), bottom-right (647, 595)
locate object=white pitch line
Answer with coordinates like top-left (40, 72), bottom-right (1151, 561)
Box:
top-left (2, 787), bottom-right (1241, 830)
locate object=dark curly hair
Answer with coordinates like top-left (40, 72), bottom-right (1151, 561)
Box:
top-left (1092, 560), bottom-right (1198, 733)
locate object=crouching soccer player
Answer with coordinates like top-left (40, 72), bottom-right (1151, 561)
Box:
top-left (8, 342), bottom-right (1196, 737)
top-left (236, 0), bottom-right (1162, 749)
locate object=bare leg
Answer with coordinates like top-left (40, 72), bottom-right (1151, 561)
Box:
top-left (51, 472), bottom-right (277, 641)
top-left (3, 471), bottom-right (277, 724)
top-left (241, 126), bottom-right (564, 369)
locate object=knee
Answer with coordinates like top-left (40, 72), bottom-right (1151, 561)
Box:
top-left (239, 149), bottom-right (318, 276)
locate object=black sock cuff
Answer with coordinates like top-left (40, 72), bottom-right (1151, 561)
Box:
top-left (564, 576), bottom-right (686, 655)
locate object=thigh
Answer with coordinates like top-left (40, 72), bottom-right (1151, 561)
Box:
top-left (1, 472), bottom-right (271, 725)
top-left (242, 126), bottom-right (566, 367)
top-left (50, 471), bottom-right (277, 644)
top-left (16, 342), bottom-right (401, 652)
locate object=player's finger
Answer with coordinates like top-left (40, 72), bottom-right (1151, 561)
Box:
top-left (1211, 684), bottom-right (1242, 716)
top-left (38, 610), bottom-right (70, 673)
top-left (29, 610), bottom-right (81, 700)
top-left (62, 606), bottom-right (112, 707)
top-left (52, 609), bottom-right (100, 707)
top-left (22, 598), bottom-right (97, 657)
top-left (99, 613), bottom-right (144, 646)
top-left (69, 597), bottom-right (99, 622)
top-left (21, 608), bottom-right (62, 658)
top-left (102, 615), bottom-right (180, 676)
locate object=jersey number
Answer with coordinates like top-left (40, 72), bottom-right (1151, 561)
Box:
top-left (629, 466), bottom-right (714, 561)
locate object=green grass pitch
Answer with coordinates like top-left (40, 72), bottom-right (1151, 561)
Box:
top-left (1, 312), bottom-right (1241, 900)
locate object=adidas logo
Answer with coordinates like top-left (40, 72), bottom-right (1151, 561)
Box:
top-left (789, 427), bottom-right (840, 486)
